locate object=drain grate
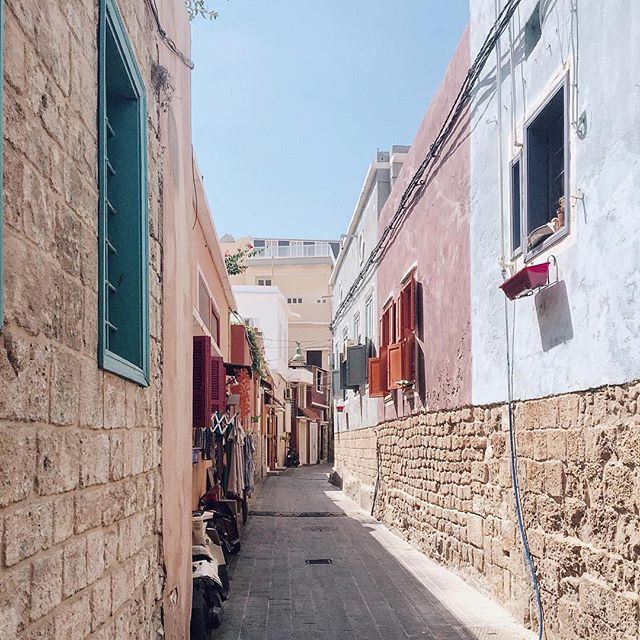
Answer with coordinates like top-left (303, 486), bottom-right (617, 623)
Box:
top-left (305, 559), bottom-right (333, 565)
top-left (250, 511), bottom-right (346, 518)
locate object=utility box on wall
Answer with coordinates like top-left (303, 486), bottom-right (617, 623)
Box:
top-left (346, 344), bottom-right (368, 388)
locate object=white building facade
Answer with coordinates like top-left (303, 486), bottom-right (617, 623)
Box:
top-left (330, 148), bottom-right (408, 432)
top-left (470, 0), bottom-right (640, 404)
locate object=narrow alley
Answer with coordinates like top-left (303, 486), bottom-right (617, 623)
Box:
top-left (217, 466), bottom-right (534, 640)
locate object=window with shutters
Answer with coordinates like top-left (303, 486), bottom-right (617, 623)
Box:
top-left (210, 355), bottom-right (226, 414)
top-left (193, 336), bottom-right (212, 428)
top-left (388, 276), bottom-right (417, 388)
top-left (98, 0), bottom-right (149, 385)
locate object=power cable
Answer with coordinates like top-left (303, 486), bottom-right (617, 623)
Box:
top-left (146, 0), bottom-right (195, 70)
top-left (330, 0), bottom-right (525, 331)
top-left (504, 299), bottom-right (543, 639)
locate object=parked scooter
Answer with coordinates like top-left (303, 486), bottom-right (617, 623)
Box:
top-left (285, 447), bottom-right (300, 468)
top-left (190, 511), bottom-right (227, 639)
top-left (199, 489), bottom-right (242, 557)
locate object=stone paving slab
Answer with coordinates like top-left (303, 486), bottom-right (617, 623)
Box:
top-left (217, 466), bottom-right (535, 640)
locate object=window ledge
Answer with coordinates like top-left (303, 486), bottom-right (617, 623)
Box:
top-left (102, 349), bottom-right (149, 387)
top-left (525, 226), bottom-right (569, 263)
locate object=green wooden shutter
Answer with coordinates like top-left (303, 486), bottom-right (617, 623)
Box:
top-left (98, 0), bottom-right (149, 385)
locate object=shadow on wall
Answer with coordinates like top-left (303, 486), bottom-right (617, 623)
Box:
top-left (535, 280), bottom-right (573, 351)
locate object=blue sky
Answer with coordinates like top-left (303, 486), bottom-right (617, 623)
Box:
top-left (191, 1), bottom-right (468, 241)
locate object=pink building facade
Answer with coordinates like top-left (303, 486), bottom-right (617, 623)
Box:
top-left (375, 30), bottom-right (471, 420)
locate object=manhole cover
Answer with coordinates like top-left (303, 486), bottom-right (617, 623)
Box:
top-left (305, 559), bottom-right (333, 565)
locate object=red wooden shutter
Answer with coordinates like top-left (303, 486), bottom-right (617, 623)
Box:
top-left (400, 332), bottom-right (416, 382)
top-left (387, 342), bottom-right (402, 389)
top-left (400, 277), bottom-right (416, 339)
top-left (368, 358), bottom-right (383, 397)
top-left (193, 336), bottom-right (212, 428)
top-left (211, 355), bottom-right (226, 414)
top-left (379, 346), bottom-right (389, 393)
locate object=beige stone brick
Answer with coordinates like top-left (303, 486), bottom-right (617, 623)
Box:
top-left (103, 376), bottom-right (126, 430)
top-left (603, 463), bottom-right (634, 512)
top-left (86, 529), bottom-right (106, 585)
top-left (109, 432), bottom-right (125, 481)
top-left (546, 429), bottom-right (567, 460)
top-left (111, 563), bottom-right (134, 615)
top-left (36, 430), bottom-right (80, 495)
top-left (0, 562), bottom-right (30, 635)
top-left (0, 426), bottom-right (36, 507)
top-left (74, 487), bottom-right (105, 534)
top-left (90, 575), bottom-right (112, 632)
top-left (543, 461), bottom-right (565, 498)
top-left (0, 330), bottom-right (51, 422)
top-left (63, 537), bottom-right (88, 598)
top-left (5, 502), bottom-right (54, 566)
top-left (467, 513), bottom-right (484, 548)
top-left (31, 548), bottom-right (63, 621)
top-left (53, 495), bottom-right (75, 545)
top-left (51, 348), bottom-right (81, 424)
top-left (78, 357), bottom-right (103, 429)
top-left (80, 432), bottom-right (110, 487)
top-left (104, 527), bottom-right (119, 570)
top-left (21, 618), bottom-right (56, 640)
top-left (54, 592), bottom-right (91, 640)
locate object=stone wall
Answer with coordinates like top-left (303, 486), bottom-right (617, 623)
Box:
top-left (334, 381), bottom-right (640, 640)
top-left (0, 1), bottom-right (170, 638)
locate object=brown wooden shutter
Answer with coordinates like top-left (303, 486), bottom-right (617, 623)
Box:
top-left (193, 336), bottom-right (212, 429)
top-left (379, 346), bottom-right (389, 393)
top-left (211, 355), bottom-right (226, 414)
top-left (368, 357), bottom-right (383, 397)
top-left (400, 332), bottom-right (416, 382)
top-left (400, 277), bottom-right (417, 339)
top-left (387, 342), bottom-right (402, 389)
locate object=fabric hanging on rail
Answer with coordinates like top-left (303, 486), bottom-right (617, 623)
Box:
top-left (244, 433), bottom-right (255, 496)
top-left (226, 425), bottom-right (246, 497)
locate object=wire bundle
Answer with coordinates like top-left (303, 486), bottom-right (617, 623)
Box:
top-left (330, 0), bottom-right (525, 330)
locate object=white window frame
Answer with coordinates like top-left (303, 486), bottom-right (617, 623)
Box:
top-left (522, 73), bottom-right (570, 261)
top-left (510, 154), bottom-right (523, 259)
top-left (365, 295), bottom-right (374, 341)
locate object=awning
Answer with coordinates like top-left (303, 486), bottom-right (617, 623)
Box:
top-left (298, 406), bottom-right (321, 421)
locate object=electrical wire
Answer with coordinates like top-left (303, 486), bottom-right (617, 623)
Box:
top-left (330, 0), bottom-right (525, 331)
top-left (146, 0), bottom-right (195, 70)
top-left (504, 297), bottom-right (544, 640)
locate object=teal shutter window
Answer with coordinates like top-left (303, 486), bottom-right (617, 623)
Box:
top-left (0, 0), bottom-right (4, 327)
top-left (98, 0), bottom-right (149, 385)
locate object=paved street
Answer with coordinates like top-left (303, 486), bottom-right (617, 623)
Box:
top-left (218, 465), bottom-right (534, 640)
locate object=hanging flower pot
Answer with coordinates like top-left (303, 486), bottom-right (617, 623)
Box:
top-left (500, 262), bottom-right (550, 300)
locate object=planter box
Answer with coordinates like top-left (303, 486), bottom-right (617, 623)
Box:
top-left (500, 263), bottom-right (550, 300)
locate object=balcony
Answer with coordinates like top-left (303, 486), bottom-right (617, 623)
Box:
top-left (252, 240), bottom-right (336, 260)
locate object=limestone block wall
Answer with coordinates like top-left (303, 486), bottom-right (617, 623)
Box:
top-left (334, 382), bottom-right (640, 640)
top-left (0, 1), bottom-right (170, 638)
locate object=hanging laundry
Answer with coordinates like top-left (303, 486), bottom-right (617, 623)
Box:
top-left (244, 433), bottom-right (255, 497)
top-left (226, 424), bottom-right (246, 497)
